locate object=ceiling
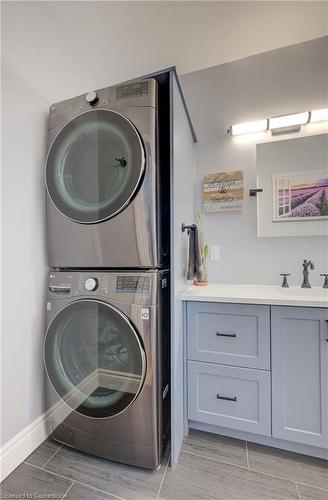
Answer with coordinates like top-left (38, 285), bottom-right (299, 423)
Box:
top-left (2, 1), bottom-right (327, 102)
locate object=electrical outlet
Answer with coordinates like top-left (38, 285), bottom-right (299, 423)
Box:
top-left (210, 245), bottom-right (220, 260)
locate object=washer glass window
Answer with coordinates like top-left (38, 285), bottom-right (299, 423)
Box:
top-left (44, 300), bottom-right (146, 418)
top-left (46, 110), bottom-right (145, 224)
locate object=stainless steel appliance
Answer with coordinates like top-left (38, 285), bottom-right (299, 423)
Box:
top-left (44, 270), bottom-right (170, 469)
top-left (45, 79), bottom-right (169, 269)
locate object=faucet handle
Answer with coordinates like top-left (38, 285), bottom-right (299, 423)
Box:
top-left (280, 273), bottom-right (290, 288)
top-left (320, 273), bottom-right (328, 289)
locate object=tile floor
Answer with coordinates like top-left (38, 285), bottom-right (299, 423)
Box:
top-left (1, 429), bottom-right (327, 499)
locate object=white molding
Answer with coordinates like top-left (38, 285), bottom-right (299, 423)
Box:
top-left (0, 367), bottom-right (144, 482)
top-left (0, 400), bottom-right (69, 483)
top-left (0, 410), bottom-right (51, 483)
top-left (189, 421), bottom-right (328, 460)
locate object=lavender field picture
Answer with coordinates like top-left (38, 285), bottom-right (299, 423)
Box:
top-left (273, 170), bottom-right (328, 221)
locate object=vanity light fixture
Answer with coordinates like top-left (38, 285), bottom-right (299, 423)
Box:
top-left (229, 108), bottom-right (328, 136)
top-left (269, 111), bottom-right (310, 131)
top-left (310, 108), bottom-right (328, 123)
top-left (230, 119), bottom-right (268, 136)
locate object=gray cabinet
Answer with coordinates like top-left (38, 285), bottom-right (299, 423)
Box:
top-left (186, 301), bottom-right (328, 453)
top-left (188, 361), bottom-right (271, 435)
top-left (187, 302), bottom-right (271, 436)
top-left (271, 306), bottom-right (328, 449)
top-left (187, 302), bottom-right (270, 369)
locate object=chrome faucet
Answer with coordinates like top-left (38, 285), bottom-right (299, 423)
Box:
top-left (301, 259), bottom-right (315, 288)
top-left (320, 273), bottom-right (328, 289)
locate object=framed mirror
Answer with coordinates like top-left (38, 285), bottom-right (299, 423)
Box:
top-left (256, 134), bottom-right (328, 237)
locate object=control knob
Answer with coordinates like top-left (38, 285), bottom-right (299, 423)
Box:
top-left (85, 278), bottom-right (99, 291)
top-left (86, 91), bottom-right (98, 106)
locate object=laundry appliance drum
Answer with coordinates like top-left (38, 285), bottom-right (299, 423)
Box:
top-left (44, 300), bottom-right (146, 419)
top-left (46, 109), bottom-right (145, 224)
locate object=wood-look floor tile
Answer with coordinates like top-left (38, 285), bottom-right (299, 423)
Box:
top-left (248, 443), bottom-right (328, 490)
top-left (159, 451), bottom-right (298, 500)
top-left (24, 438), bottom-right (61, 467)
top-left (65, 482), bottom-right (119, 499)
top-left (45, 445), bottom-right (167, 500)
top-left (182, 429), bottom-right (247, 466)
top-left (297, 483), bottom-right (328, 500)
top-left (0, 462), bottom-right (72, 497)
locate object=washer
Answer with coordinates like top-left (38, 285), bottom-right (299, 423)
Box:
top-left (45, 79), bottom-right (169, 268)
top-left (44, 270), bottom-right (170, 469)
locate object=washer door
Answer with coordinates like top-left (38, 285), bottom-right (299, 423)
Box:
top-left (44, 300), bottom-right (146, 419)
top-left (46, 109), bottom-right (145, 224)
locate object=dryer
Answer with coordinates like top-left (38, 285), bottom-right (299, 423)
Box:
top-left (44, 270), bottom-right (170, 469)
top-left (45, 79), bottom-right (169, 268)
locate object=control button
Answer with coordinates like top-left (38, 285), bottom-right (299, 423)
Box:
top-left (86, 91), bottom-right (98, 105)
top-left (85, 278), bottom-right (99, 291)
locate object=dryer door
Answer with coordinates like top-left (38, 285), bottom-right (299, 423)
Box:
top-left (46, 109), bottom-right (145, 224)
top-left (44, 300), bottom-right (146, 418)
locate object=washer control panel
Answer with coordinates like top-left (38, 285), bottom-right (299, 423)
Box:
top-left (116, 276), bottom-right (150, 294)
top-left (47, 271), bottom-right (163, 306)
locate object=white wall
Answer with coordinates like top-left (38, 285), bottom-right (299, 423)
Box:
top-left (1, 65), bottom-right (49, 447)
top-left (181, 37), bottom-right (328, 286)
top-left (1, 4), bottom-right (99, 447)
top-left (1, 1), bottom-right (326, 447)
top-left (46, 1), bottom-right (328, 79)
top-left (3, 1), bottom-right (328, 102)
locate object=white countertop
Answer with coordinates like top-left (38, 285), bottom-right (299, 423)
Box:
top-left (181, 284), bottom-right (328, 308)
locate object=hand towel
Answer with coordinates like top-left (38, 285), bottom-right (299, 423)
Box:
top-left (187, 224), bottom-right (207, 281)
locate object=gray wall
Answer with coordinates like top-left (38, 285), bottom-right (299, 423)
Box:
top-left (181, 37), bottom-right (328, 286)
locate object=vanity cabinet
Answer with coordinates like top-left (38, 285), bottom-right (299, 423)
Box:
top-left (187, 302), bottom-right (271, 436)
top-left (271, 306), bottom-right (328, 448)
top-left (186, 300), bottom-right (328, 454)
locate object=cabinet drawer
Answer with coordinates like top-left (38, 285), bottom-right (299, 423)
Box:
top-left (187, 302), bottom-right (270, 369)
top-left (188, 361), bottom-right (271, 435)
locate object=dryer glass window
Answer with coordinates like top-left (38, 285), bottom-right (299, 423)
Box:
top-left (44, 300), bottom-right (146, 418)
top-left (46, 110), bottom-right (145, 223)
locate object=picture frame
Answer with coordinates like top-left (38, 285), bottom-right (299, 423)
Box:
top-left (273, 169), bottom-right (328, 222)
top-left (203, 170), bottom-right (244, 213)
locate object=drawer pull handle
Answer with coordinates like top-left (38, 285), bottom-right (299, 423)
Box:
top-left (216, 332), bottom-right (237, 338)
top-left (217, 394), bottom-right (237, 402)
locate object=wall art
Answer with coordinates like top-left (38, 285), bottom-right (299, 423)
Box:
top-left (273, 170), bottom-right (328, 221)
top-left (203, 170), bottom-right (244, 213)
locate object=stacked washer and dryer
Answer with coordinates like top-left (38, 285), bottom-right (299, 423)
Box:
top-left (44, 79), bottom-right (170, 469)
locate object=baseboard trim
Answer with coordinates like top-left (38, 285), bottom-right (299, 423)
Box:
top-left (0, 400), bottom-right (69, 483)
top-left (189, 421), bottom-right (328, 460)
